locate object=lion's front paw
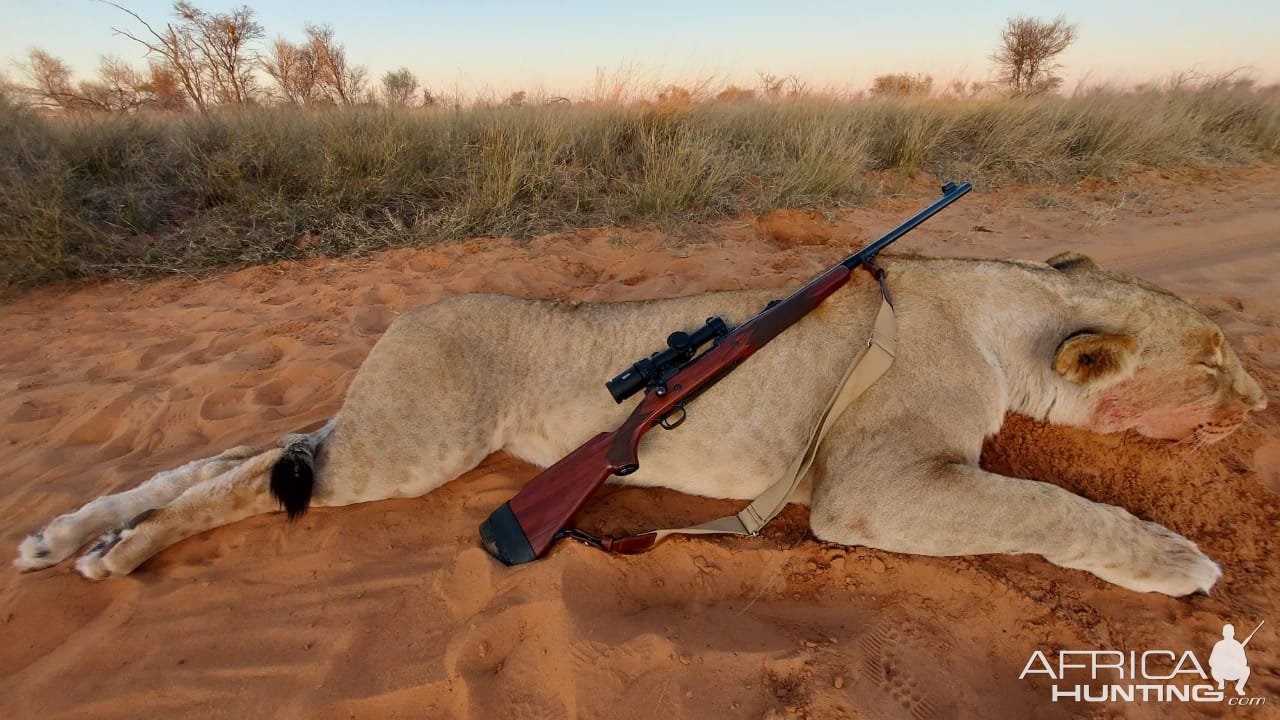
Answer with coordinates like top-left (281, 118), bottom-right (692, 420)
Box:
top-left (1092, 518), bottom-right (1221, 596)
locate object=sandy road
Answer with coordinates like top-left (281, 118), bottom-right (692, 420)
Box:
top-left (1099, 211), bottom-right (1280, 277)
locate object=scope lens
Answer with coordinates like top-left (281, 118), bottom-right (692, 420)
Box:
top-left (606, 369), bottom-right (646, 403)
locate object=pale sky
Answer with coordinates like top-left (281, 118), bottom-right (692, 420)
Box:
top-left (3, 0), bottom-right (1277, 97)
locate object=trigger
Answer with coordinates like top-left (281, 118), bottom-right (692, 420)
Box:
top-left (659, 405), bottom-right (687, 430)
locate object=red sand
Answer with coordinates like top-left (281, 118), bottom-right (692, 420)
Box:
top-left (1, 168), bottom-right (1277, 719)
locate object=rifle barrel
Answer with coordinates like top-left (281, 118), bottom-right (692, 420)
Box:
top-left (1243, 620), bottom-right (1265, 646)
top-left (840, 181), bottom-right (972, 271)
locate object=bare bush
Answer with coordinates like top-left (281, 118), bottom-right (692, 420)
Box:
top-left (992, 15), bottom-right (1078, 96)
top-left (871, 73), bottom-right (934, 97)
top-left (758, 72), bottom-right (807, 100)
top-left (716, 85), bottom-right (755, 103)
top-left (140, 62), bottom-right (190, 111)
top-left (657, 84), bottom-right (694, 107)
top-left (381, 67), bottom-right (418, 107)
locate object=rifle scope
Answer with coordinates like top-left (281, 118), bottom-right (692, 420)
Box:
top-left (606, 316), bottom-right (729, 403)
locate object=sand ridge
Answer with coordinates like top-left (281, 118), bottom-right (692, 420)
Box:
top-left (1, 168), bottom-right (1278, 719)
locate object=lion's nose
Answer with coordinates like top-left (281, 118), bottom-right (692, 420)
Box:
top-left (1237, 375), bottom-right (1267, 412)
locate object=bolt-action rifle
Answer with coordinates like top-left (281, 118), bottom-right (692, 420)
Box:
top-left (480, 181), bottom-right (973, 565)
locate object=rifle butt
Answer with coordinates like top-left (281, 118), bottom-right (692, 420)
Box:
top-left (480, 431), bottom-right (628, 564)
top-left (479, 501), bottom-right (538, 565)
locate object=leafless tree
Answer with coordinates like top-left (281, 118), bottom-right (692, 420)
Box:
top-left (758, 72), bottom-right (785, 100)
top-left (381, 67), bottom-right (418, 107)
top-left (20, 48), bottom-right (195, 112)
top-left (20, 49), bottom-right (83, 110)
top-left (305, 24), bottom-right (365, 105)
top-left (87, 56), bottom-right (148, 111)
top-left (104, 1), bottom-right (263, 110)
top-left (757, 72), bottom-right (807, 100)
top-left (171, 2), bottom-right (263, 104)
top-left (262, 37), bottom-right (322, 106)
top-left (260, 24), bottom-right (367, 107)
top-left (992, 15), bottom-right (1078, 96)
top-left (104, 1), bottom-right (210, 111)
top-left (18, 49), bottom-right (160, 112)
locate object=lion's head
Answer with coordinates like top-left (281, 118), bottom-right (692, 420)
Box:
top-left (1046, 252), bottom-right (1266, 445)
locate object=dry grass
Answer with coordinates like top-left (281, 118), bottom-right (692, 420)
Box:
top-left (2, 83), bottom-right (1278, 289)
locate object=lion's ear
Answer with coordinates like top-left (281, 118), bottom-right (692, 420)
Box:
top-left (1046, 252), bottom-right (1099, 272)
top-left (1053, 332), bottom-right (1138, 383)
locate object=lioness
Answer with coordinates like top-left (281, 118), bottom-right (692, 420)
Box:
top-left (14, 253), bottom-right (1266, 595)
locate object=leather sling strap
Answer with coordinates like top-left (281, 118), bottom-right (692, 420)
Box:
top-left (563, 262), bottom-right (897, 555)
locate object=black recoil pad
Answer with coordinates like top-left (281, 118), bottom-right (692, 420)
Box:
top-left (479, 502), bottom-right (538, 565)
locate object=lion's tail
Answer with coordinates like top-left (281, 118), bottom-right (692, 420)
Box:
top-left (269, 419), bottom-right (334, 520)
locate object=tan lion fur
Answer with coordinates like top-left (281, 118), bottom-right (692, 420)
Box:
top-left (17, 254), bottom-right (1266, 595)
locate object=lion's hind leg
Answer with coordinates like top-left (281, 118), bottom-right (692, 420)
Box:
top-left (75, 447), bottom-right (284, 580)
top-left (15, 445), bottom-right (264, 571)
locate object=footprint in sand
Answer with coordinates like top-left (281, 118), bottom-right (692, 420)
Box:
top-left (251, 378), bottom-right (290, 408)
top-left (222, 339), bottom-right (289, 373)
top-left (857, 621), bottom-right (940, 720)
top-left (120, 391), bottom-right (169, 430)
top-left (198, 388), bottom-right (248, 422)
top-left (84, 351), bottom-right (142, 382)
top-left (136, 336), bottom-right (197, 371)
top-left (8, 398), bottom-right (65, 423)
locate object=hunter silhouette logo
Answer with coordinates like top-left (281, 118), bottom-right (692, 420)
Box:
top-left (1211, 621), bottom-right (1264, 696)
top-left (1020, 619), bottom-right (1267, 705)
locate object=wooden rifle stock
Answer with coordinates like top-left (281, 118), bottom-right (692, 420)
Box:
top-left (480, 182), bottom-right (972, 565)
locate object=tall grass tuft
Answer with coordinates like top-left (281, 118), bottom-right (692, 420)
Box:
top-left (2, 83), bottom-right (1279, 289)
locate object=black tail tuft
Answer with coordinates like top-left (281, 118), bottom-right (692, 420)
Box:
top-left (270, 442), bottom-right (315, 520)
